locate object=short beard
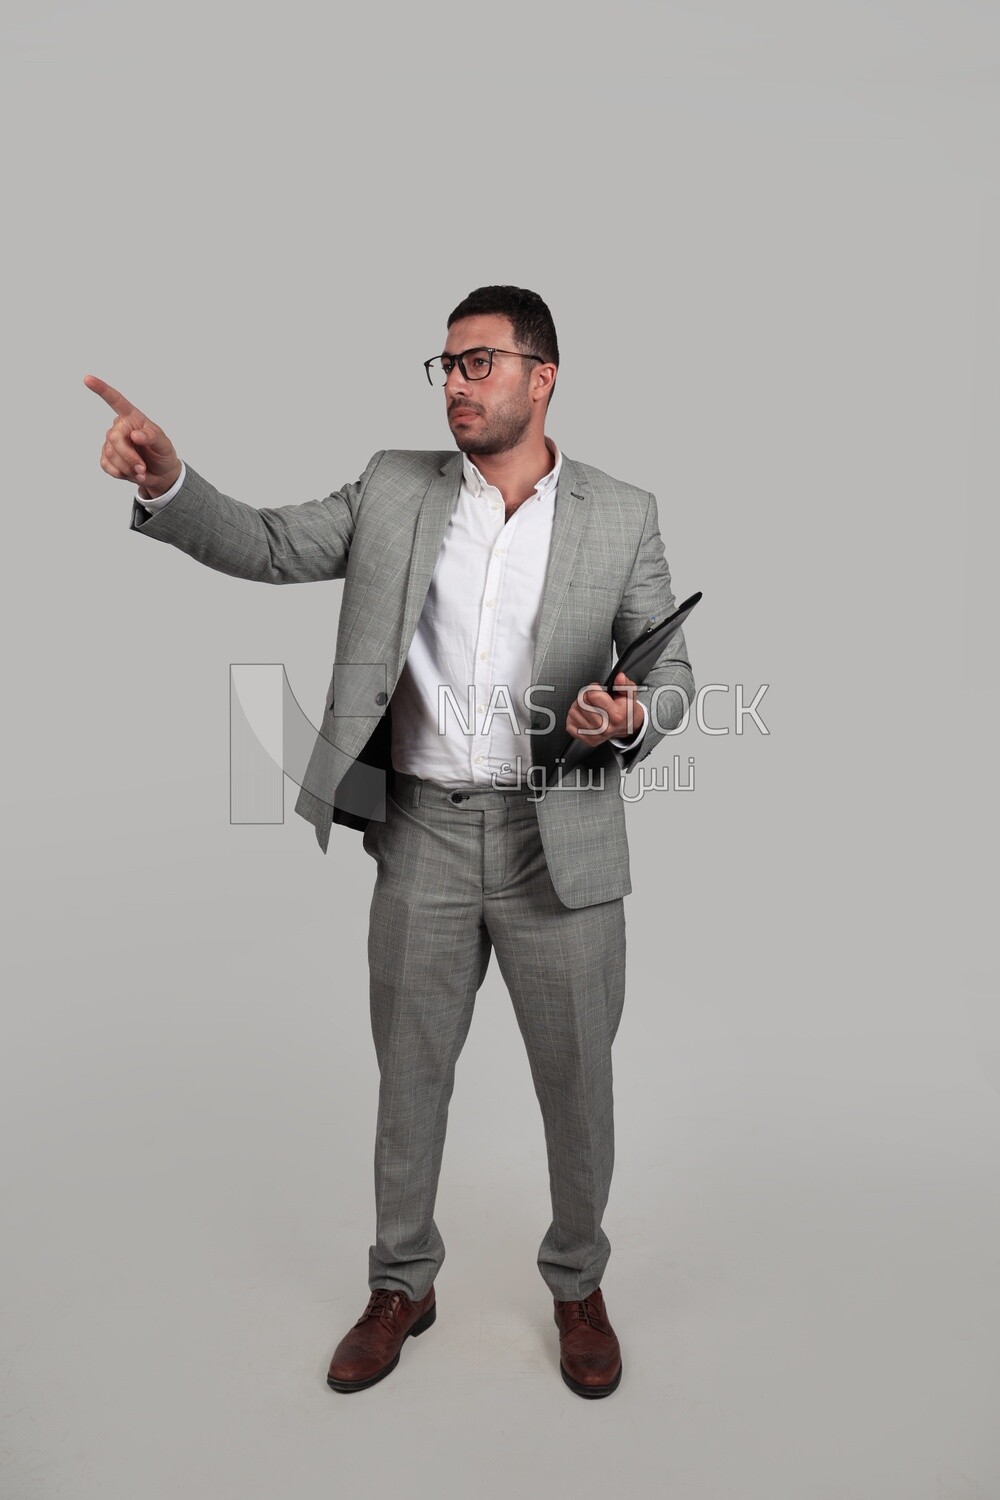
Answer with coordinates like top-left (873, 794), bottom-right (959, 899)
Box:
top-left (450, 389), bottom-right (533, 457)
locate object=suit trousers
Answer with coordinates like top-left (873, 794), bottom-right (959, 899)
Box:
top-left (360, 770), bottom-right (627, 1302)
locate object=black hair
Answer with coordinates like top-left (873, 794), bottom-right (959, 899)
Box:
top-left (447, 285), bottom-right (559, 406)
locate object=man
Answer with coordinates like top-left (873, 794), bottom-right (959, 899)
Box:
top-left (85, 285), bottom-right (694, 1400)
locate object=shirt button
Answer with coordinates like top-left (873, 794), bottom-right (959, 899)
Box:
top-left (494, 547), bottom-right (504, 557)
top-left (475, 755), bottom-right (484, 764)
top-left (485, 598), bottom-right (494, 608)
top-left (479, 651), bottom-right (488, 661)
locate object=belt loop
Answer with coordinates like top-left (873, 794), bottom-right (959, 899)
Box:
top-left (412, 778), bottom-right (422, 807)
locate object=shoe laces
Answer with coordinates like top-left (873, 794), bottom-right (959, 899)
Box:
top-left (562, 1293), bottom-right (610, 1333)
top-left (358, 1288), bottom-right (405, 1327)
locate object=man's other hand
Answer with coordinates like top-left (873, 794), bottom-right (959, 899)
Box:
top-left (565, 671), bottom-right (646, 745)
top-left (84, 374), bottom-right (182, 501)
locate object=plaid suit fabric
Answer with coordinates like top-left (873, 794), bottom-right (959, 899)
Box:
top-left (363, 773), bottom-right (626, 1301)
top-left (128, 448), bottom-right (694, 1296)
top-left (130, 447), bottom-right (694, 908)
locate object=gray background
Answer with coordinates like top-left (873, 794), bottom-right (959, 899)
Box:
top-left (1, 1), bottom-right (997, 1496)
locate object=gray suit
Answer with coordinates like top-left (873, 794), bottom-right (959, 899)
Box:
top-left (129, 447), bottom-right (694, 908)
top-left (130, 446), bottom-right (694, 1300)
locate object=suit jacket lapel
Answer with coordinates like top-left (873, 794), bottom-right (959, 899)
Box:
top-left (531, 454), bottom-right (590, 685)
top-left (395, 452), bottom-right (464, 680)
top-left (393, 449), bottom-right (592, 687)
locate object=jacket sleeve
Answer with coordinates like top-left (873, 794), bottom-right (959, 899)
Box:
top-left (612, 490), bottom-right (695, 774)
top-left (128, 450), bottom-right (387, 584)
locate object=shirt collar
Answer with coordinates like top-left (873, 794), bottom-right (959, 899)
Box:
top-left (463, 437), bottom-right (562, 502)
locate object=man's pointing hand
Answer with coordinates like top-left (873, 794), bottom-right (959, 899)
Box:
top-left (84, 374), bottom-right (182, 501)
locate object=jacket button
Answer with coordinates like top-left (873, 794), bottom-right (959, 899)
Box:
top-left (375, 691), bottom-right (387, 705)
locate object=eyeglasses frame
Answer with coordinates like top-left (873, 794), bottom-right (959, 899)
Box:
top-left (423, 346), bottom-right (545, 386)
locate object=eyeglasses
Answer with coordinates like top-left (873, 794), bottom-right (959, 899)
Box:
top-left (423, 346), bottom-right (544, 386)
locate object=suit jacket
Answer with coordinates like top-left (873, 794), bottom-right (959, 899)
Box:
top-left (129, 447), bottom-right (695, 909)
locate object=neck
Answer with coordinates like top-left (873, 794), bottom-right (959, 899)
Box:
top-left (468, 433), bottom-right (555, 510)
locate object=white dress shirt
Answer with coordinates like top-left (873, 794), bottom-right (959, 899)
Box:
top-left (137, 442), bottom-right (647, 784)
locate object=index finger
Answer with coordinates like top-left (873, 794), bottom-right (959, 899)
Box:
top-left (83, 374), bottom-right (139, 420)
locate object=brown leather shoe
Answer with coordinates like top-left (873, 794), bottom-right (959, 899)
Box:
top-left (553, 1286), bottom-right (622, 1397)
top-left (326, 1285), bottom-right (436, 1393)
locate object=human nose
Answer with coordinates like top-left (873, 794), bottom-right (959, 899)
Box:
top-left (444, 357), bottom-right (471, 393)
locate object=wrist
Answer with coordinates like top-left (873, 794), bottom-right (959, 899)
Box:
top-left (141, 464), bottom-right (182, 501)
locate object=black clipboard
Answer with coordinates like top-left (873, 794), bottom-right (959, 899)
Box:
top-left (553, 590), bottom-right (701, 773)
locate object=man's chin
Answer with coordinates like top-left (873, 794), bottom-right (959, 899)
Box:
top-left (451, 428), bottom-right (510, 458)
